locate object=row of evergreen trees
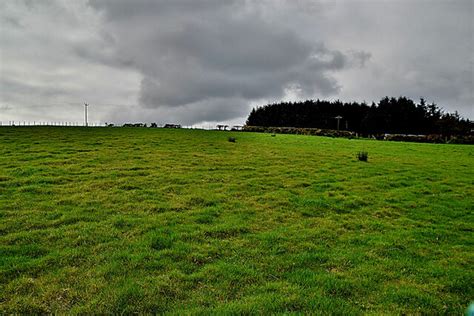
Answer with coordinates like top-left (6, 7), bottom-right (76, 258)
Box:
top-left (246, 97), bottom-right (472, 135)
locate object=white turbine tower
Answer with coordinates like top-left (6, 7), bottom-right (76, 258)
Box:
top-left (84, 103), bottom-right (89, 127)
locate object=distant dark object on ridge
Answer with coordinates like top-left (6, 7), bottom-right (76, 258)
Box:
top-left (123, 123), bottom-right (147, 128)
top-left (164, 124), bottom-right (181, 128)
top-left (246, 96), bottom-right (472, 136)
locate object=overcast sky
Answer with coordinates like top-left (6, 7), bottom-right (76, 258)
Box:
top-left (1, 0), bottom-right (473, 126)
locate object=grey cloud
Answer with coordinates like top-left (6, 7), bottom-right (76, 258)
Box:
top-left (348, 51), bottom-right (372, 68)
top-left (87, 0), bottom-right (356, 123)
top-left (159, 19), bottom-right (313, 72)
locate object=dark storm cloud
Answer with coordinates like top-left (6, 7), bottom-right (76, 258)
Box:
top-left (87, 0), bottom-right (354, 122)
top-left (1, 0), bottom-right (472, 124)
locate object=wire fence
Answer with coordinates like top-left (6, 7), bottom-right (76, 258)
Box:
top-left (0, 121), bottom-right (105, 127)
top-left (0, 121), bottom-right (244, 130)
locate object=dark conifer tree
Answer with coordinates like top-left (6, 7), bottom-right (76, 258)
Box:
top-left (245, 96), bottom-right (472, 136)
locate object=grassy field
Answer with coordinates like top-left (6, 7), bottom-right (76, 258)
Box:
top-left (1, 127), bottom-right (473, 314)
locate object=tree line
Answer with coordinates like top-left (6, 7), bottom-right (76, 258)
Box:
top-left (246, 97), bottom-right (473, 136)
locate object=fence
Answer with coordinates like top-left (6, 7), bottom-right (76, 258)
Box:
top-left (0, 121), bottom-right (106, 127)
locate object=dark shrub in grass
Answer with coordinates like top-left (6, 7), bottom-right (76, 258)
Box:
top-left (228, 137), bottom-right (236, 143)
top-left (150, 234), bottom-right (173, 250)
top-left (357, 151), bottom-right (368, 162)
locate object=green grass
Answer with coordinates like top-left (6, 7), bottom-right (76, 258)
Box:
top-left (1, 127), bottom-right (473, 314)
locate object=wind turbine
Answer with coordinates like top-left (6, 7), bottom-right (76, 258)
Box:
top-left (84, 103), bottom-right (89, 127)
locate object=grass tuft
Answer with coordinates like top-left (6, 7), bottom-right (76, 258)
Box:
top-left (357, 151), bottom-right (368, 161)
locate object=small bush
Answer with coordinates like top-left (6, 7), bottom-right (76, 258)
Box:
top-left (228, 137), bottom-right (236, 143)
top-left (357, 151), bottom-right (368, 162)
top-left (150, 229), bottom-right (175, 250)
top-left (271, 134), bottom-right (276, 137)
top-left (150, 234), bottom-right (173, 250)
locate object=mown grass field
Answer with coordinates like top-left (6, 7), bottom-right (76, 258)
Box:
top-left (1, 127), bottom-right (473, 314)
